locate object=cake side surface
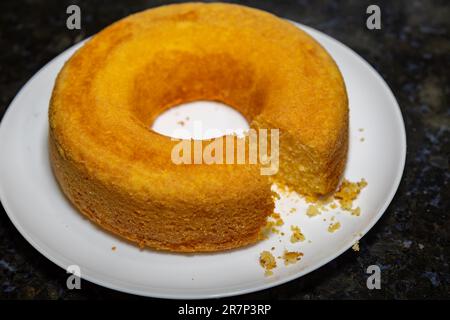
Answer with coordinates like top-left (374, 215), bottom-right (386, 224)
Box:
top-left (49, 2), bottom-right (348, 251)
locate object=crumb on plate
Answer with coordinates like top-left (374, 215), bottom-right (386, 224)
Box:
top-left (306, 205), bottom-right (321, 217)
top-left (260, 251), bottom-right (277, 276)
top-left (290, 225), bottom-right (305, 243)
top-left (328, 222), bottom-right (341, 233)
top-left (283, 250), bottom-right (304, 265)
top-left (351, 207), bottom-right (361, 216)
top-left (334, 178), bottom-right (367, 210)
top-left (270, 212), bottom-right (284, 226)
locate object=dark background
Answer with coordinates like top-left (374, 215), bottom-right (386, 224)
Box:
top-left (0, 0), bottom-right (448, 299)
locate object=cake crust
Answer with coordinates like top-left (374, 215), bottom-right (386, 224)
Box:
top-left (49, 3), bottom-right (348, 252)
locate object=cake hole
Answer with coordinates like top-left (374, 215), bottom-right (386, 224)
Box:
top-left (151, 101), bottom-right (249, 140)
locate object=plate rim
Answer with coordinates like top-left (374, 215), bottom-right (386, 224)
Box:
top-left (0, 21), bottom-right (407, 299)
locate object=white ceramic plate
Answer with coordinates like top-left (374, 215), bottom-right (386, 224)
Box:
top-left (0, 22), bottom-right (406, 299)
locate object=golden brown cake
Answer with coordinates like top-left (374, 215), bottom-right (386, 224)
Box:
top-left (48, 3), bottom-right (348, 252)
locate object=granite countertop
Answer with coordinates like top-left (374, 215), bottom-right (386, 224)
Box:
top-left (0, 0), bottom-right (448, 299)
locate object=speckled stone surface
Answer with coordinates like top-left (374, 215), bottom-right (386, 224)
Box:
top-left (0, 0), bottom-right (448, 299)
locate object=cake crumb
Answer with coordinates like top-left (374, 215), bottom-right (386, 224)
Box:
top-left (283, 250), bottom-right (304, 265)
top-left (177, 120), bottom-right (185, 126)
top-left (289, 207), bottom-right (297, 214)
top-left (259, 212), bottom-right (285, 239)
top-left (352, 241), bottom-right (360, 252)
top-left (258, 224), bottom-right (271, 239)
top-left (330, 203), bottom-right (338, 209)
top-left (360, 137), bottom-right (365, 142)
top-left (271, 227), bottom-right (280, 234)
top-left (304, 195), bottom-right (317, 203)
top-left (290, 225), bottom-right (305, 243)
top-left (259, 251), bottom-right (277, 276)
top-left (272, 191), bottom-right (281, 201)
top-left (270, 213), bottom-right (284, 226)
top-left (351, 207), bottom-right (361, 216)
top-left (328, 222), bottom-right (341, 233)
top-left (306, 205), bottom-right (321, 217)
top-left (334, 178), bottom-right (367, 211)
top-left (111, 246), bottom-right (116, 251)
top-left (264, 270), bottom-right (274, 277)
top-left (359, 128), bottom-right (364, 132)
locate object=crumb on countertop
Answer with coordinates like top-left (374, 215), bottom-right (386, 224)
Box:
top-left (352, 241), bottom-right (360, 252)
